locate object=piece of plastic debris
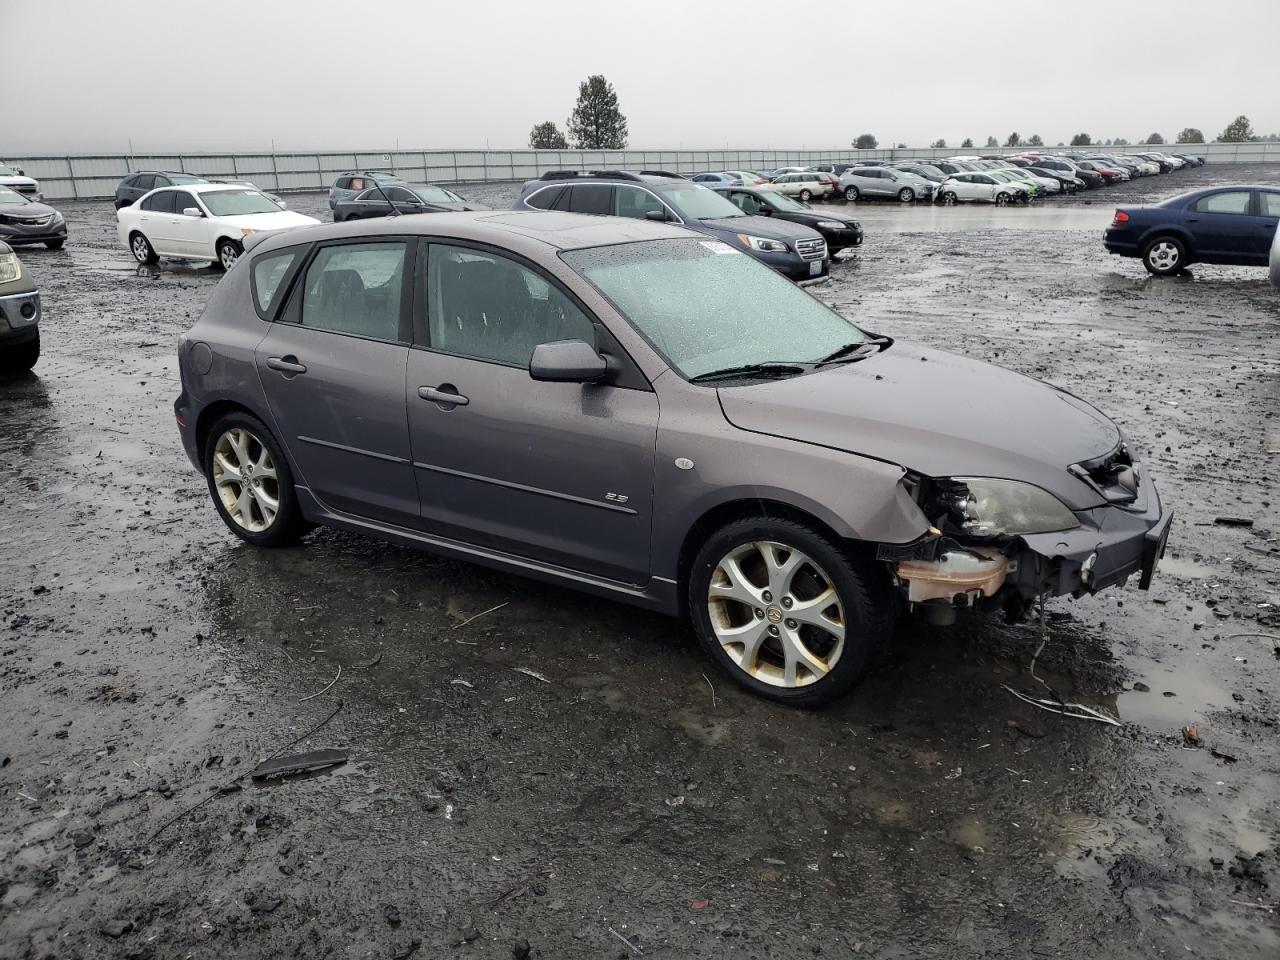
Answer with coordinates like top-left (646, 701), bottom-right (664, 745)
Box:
top-left (513, 667), bottom-right (549, 683)
top-left (690, 898), bottom-right (709, 910)
top-left (1181, 724), bottom-right (1201, 746)
top-left (1214, 517), bottom-right (1255, 528)
top-left (250, 749), bottom-right (348, 781)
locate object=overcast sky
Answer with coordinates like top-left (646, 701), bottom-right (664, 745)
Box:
top-left (7, 0), bottom-right (1278, 154)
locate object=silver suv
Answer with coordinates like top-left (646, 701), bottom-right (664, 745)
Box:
top-left (174, 211), bottom-right (1170, 706)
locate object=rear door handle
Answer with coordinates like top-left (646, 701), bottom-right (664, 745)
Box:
top-left (418, 385), bottom-right (469, 407)
top-left (266, 356), bottom-right (307, 375)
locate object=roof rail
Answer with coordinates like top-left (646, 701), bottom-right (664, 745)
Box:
top-left (638, 169), bottom-right (686, 179)
top-left (539, 170), bottom-right (646, 182)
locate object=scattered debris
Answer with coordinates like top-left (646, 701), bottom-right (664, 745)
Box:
top-left (450, 679), bottom-right (474, 689)
top-left (513, 666), bottom-right (549, 683)
top-left (356, 651), bottom-right (383, 669)
top-left (1229, 900), bottom-right (1277, 913)
top-left (391, 939), bottom-right (422, 959)
top-left (486, 867), bottom-right (556, 907)
top-left (452, 601), bottom-right (509, 630)
top-left (99, 919), bottom-right (133, 939)
top-left (246, 893), bottom-right (282, 914)
top-left (690, 898), bottom-right (709, 910)
top-left (299, 664), bottom-right (342, 702)
top-left (608, 926), bottom-right (643, 955)
top-left (1213, 517), bottom-right (1255, 528)
top-left (1211, 748), bottom-right (1239, 763)
top-left (701, 672), bottom-right (718, 708)
top-left (1132, 681), bottom-right (1150, 693)
top-left (383, 904), bottom-right (402, 927)
top-left (1181, 724), bottom-right (1201, 746)
top-left (250, 749), bottom-right (348, 782)
top-left (1001, 685), bottom-right (1121, 726)
top-left (511, 938), bottom-right (531, 960)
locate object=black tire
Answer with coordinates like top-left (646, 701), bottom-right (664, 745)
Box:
top-left (799, 189), bottom-right (813, 202)
top-left (0, 332), bottom-right (39, 374)
top-left (129, 231), bottom-right (158, 264)
top-left (215, 237), bottom-right (243, 272)
top-left (202, 411), bottom-right (307, 547)
top-left (687, 516), bottom-right (894, 707)
top-left (897, 187), bottom-right (914, 203)
top-left (941, 191), bottom-right (958, 206)
top-left (45, 239), bottom-right (65, 250)
top-left (1142, 235), bottom-right (1187, 276)
top-left (843, 185), bottom-right (859, 201)
top-left (995, 192), bottom-right (1011, 206)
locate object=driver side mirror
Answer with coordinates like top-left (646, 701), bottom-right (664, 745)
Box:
top-left (182, 207), bottom-right (203, 218)
top-left (644, 209), bottom-right (668, 222)
top-left (756, 205), bottom-right (772, 215)
top-left (529, 339), bottom-right (607, 383)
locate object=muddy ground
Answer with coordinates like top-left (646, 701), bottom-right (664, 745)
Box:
top-left (2, 165), bottom-right (1278, 960)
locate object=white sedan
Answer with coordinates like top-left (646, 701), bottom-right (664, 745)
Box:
top-left (116, 183), bottom-right (319, 270)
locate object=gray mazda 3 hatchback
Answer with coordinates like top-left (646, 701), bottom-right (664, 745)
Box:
top-left (175, 211), bottom-right (1171, 706)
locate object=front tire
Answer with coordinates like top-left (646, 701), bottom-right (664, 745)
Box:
top-left (995, 192), bottom-right (1011, 206)
top-left (1143, 236), bottom-right (1186, 276)
top-left (45, 239), bottom-right (65, 250)
top-left (688, 517), bottom-right (893, 707)
top-left (215, 238), bottom-right (243, 271)
top-left (1, 332), bottom-right (39, 374)
top-left (843, 186), bottom-right (859, 201)
top-left (129, 231), bottom-right (158, 264)
top-left (203, 412), bottom-right (306, 547)
top-left (897, 187), bottom-right (914, 203)
top-left (941, 191), bottom-right (958, 206)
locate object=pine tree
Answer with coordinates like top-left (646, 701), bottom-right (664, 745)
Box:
top-left (528, 121), bottom-right (568, 150)
top-left (566, 76), bottom-right (629, 150)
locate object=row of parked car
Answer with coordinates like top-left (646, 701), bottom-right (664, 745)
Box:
top-left (690, 150), bottom-right (1204, 205)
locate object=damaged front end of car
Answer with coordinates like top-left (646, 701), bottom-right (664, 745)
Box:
top-left (878, 443), bottom-right (1172, 625)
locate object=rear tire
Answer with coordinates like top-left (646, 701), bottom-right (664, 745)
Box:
top-left (129, 231), bottom-right (158, 264)
top-left (203, 411), bottom-right (307, 547)
top-left (799, 189), bottom-right (813, 202)
top-left (688, 516), bottom-right (894, 707)
top-left (1, 332), bottom-right (39, 374)
top-left (941, 191), bottom-right (958, 206)
top-left (1142, 236), bottom-right (1187, 276)
top-left (843, 186), bottom-right (859, 201)
top-left (995, 192), bottom-right (1011, 206)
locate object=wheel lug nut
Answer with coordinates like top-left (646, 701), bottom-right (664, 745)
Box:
top-left (754, 608), bottom-right (764, 619)
top-left (782, 597), bottom-right (792, 608)
top-left (762, 591), bottom-right (773, 603)
top-left (786, 619), bottom-right (797, 630)
top-left (768, 625), bottom-right (779, 636)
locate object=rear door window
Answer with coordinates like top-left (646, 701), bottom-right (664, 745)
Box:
top-left (1194, 191), bottom-right (1251, 215)
top-left (142, 191), bottom-right (177, 213)
top-left (568, 184), bottom-right (613, 215)
top-left (133, 174), bottom-right (155, 190)
top-left (299, 241), bottom-right (409, 342)
top-left (1257, 192), bottom-right (1280, 217)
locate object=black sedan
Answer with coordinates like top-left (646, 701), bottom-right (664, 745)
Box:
top-left (333, 183), bottom-right (489, 222)
top-left (714, 186), bottom-right (863, 253)
top-left (1104, 185), bottom-right (1280, 275)
top-left (0, 186), bottom-right (67, 249)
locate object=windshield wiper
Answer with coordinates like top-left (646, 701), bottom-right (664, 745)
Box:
top-left (815, 336), bottom-right (892, 367)
top-left (689, 362), bottom-right (808, 384)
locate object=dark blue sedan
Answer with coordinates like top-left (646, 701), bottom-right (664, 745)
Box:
top-left (1103, 185), bottom-right (1280, 276)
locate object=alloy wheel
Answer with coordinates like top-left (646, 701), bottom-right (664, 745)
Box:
top-left (212, 427), bottom-right (280, 532)
top-left (707, 540), bottom-right (845, 688)
top-left (1147, 241), bottom-right (1180, 272)
top-left (219, 242), bottom-right (240, 270)
top-left (131, 235), bottom-right (151, 262)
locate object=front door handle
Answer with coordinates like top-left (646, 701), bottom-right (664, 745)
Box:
top-left (419, 385), bottom-right (469, 407)
top-left (266, 356), bottom-right (307, 375)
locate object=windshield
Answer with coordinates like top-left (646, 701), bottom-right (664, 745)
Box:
top-left (0, 163), bottom-right (18, 177)
top-left (564, 239), bottom-right (865, 380)
top-left (761, 191), bottom-right (807, 212)
top-left (661, 185), bottom-right (745, 220)
top-left (0, 186), bottom-right (28, 205)
top-left (413, 185), bottom-right (463, 204)
top-left (200, 189), bottom-right (282, 217)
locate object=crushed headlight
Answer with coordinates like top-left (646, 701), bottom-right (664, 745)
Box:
top-left (816, 221), bottom-right (846, 230)
top-left (736, 234), bottom-right (788, 253)
top-left (0, 251), bottom-right (21, 283)
top-left (933, 477), bottom-right (1079, 537)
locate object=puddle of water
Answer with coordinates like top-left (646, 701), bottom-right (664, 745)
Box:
top-left (1158, 556), bottom-right (1216, 580)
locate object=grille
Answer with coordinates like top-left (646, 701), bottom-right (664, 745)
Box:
top-left (796, 237), bottom-right (827, 261)
top-left (1, 214), bottom-right (51, 226)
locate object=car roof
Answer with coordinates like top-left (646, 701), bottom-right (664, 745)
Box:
top-left (150, 183), bottom-right (259, 195)
top-left (133, 170), bottom-right (203, 177)
top-left (252, 210), bottom-right (694, 259)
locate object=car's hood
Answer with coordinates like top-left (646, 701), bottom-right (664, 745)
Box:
top-left (434, 201), bottom-right (490, 212)
top-left (219, 211), bottom-right (321, 231)
top-left (716, 343), bottom-right (1120, 509)
top-left (698, 214), bottom-right (819, 242)
top-left (0, 175), bottom-right (38, 189)
top-left (0, 200), bottom-right (57, 219)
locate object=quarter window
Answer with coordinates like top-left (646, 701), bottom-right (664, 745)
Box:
top-left (426, 244), bottom-right (595, 367)
top-left (251, 249), bottom-right (300, 318)
top-left (133, 174), bottom-right (155, 190)
top-left (300, 242), bottom-right (408, 341)
top-left (154, 175), bottom-right (172, 188)
top-left (525, 186), bottom-right (562, 210)
top-left (1194, 191), bottom-right (1251, 215)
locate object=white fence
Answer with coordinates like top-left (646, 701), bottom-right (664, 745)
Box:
top-left (7, 142), bottom-right (1278, 201)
